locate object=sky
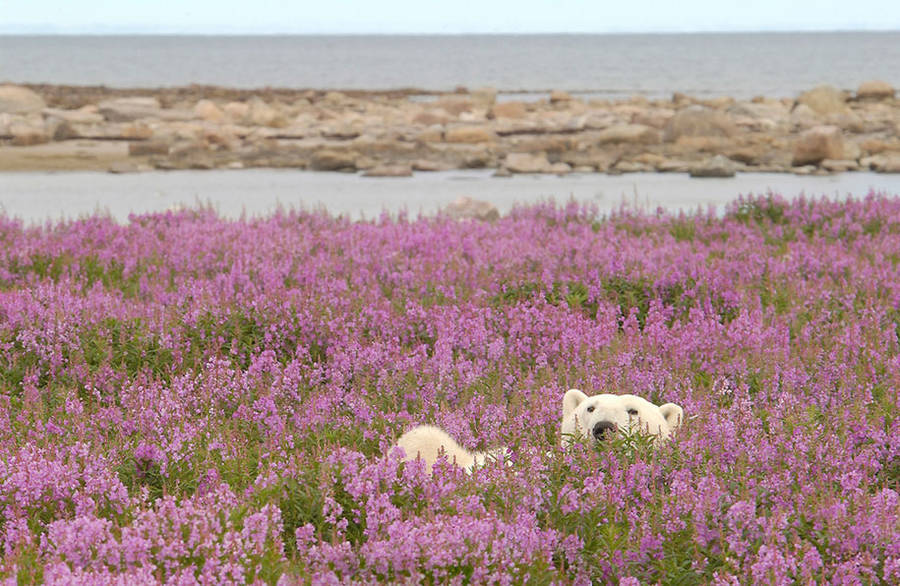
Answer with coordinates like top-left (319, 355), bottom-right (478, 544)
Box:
top-left (2, 0), bottom-right (899, 34)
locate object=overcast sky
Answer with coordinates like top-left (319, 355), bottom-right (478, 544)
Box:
top-left (3, 0), bottom-right (899, 34)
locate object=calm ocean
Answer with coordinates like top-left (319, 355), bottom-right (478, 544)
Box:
top-left (1, 32), bottom-right (898, 99)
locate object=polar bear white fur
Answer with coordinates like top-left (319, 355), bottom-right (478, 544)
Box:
top-left (560, 389), bottom-right (683, 446)
top-left (394, 425), bottom-right (508, 475)
top-left (393, 391), bottom-right (683, 474)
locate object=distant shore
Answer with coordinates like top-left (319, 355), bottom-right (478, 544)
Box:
top-left (1, 81), bottom-right (898, 175)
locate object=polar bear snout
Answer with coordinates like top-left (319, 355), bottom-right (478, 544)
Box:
top-left (592, 421), bottom-right (617, 440)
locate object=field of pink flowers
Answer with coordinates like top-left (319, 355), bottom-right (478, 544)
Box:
top-left (0, 194), bottom-right (898, 584)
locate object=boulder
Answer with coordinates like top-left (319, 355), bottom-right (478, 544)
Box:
top-left (362, 163), bottom-right (413, 177)
top-left (444, 125), bottom-right (495, 143)
top-left (42, 106), bottom-right (105, 125)
top-left (820, 159), bottom-right (859, 172)
top-left (503, 152), bottom-right (552, 173)
top-left (796, 85), bottom-right (849, 116)
top-left (413, 109), bottom-right (452, 126)
top-left (223, 101), bottom-right (250, 121)
top-left (550, 90), bottom-right (573, 103)
top-left (412, 159), bottom-right (454, 171)
top-left (873, 154), bottom-right (900, 173)
top-left (444, 196), bottom-right (499, 221)
top-left (98, 97), bottom-right (162, 122)
top-left (247, 97), bottom-right (287, 128)
top-left (856, 80), bottom-right (895, 101)
top-left (10, 119), bottom-right (49, 146)
top-left (128, 141), bottom-right (171, 156)
top-left (194, 99), bottom-right (226, 122)
top-left (595, 124), bottom-right (661, 145)
top-left (310, 149), bottom-right (357, 171)
top-left (663, 106), bottom-right (737, 142)
top-left (471, 87), bottom-right (498, 107)
top-left (792, 125), bottom-right (844, 166)
top-left (490, 101), bottom-right (528, 119)
top-left (689, 155), bottom-right (738, 178)
top-left (0, 85), bottom-right (46, 114)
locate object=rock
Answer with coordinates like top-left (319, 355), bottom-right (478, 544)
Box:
top-left (223, 101), bottom-right (250, 121)
top-left (490, 101), bottom-right (528, 120)
top-left (98, 97), bottom-right (162, 122)
top-left (595, 124), bottom-right (661, 145)
top-left (493, 167), bottom-right (513, 177)
top-left (856, 80), bottom-right (895, 101)
top-left (874, 154), bottom-right (900, 173)
top-left (108, 161), bottom-right (141, 174)
top-left (194, 99), bottom-right (225, 122)
top-left (611, 161), bottom-right (653, 173)
top-left (432, 97), bottom-right (474, 116)
top-left (247, 97), bottom-right (287, 128)
top-left (310, 149), bottom-right (356, 171)
top-left (549, 162), bottom-right (572, 174)
top-left (726, 145), bottom-right (769, 166)
top-left (120, 122), bottom-right (154, 140)
top-left (820, 159), bottom-right (859, 172)
top-left (0, 85), bottom-right (46, 114)
top-left (471, 87), bottom-right (498, 107)
top-left (444, 125), bottom-right (495, 143)
top-left (415, 126), bottom-right (444, 143)
top-left (42, 106), bottom-right (104, 125)
top-left (550, 90), bottom-right (573, 104)
top-left (503, 152), bottom-right (552, 173)
top-left (128, 141), bottom-right (170, 156)
top-left (412, 159), bottom-right (454, 171)
top-left (559, 149), bottom-right (618, 172)
top-left (689, 155), bottom-right (738, 178)
top-left (663, 106), bottom-right (737, 142)
top-left (362, 163), bottom-right (413, 177)
top-left (10, 119), bottom-right (49, 146)
top-left (789, 104), bottom-right (821, 128)
top-left (413, 110), bottom-right (452, 126)
top-left (792, 125), bottom-right (844, 166)
top-left (444, 196), bottom-right (499, 221)
top-left (797, 85), bottom-right (849, 116)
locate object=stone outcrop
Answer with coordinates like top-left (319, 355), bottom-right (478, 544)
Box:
top-left (2, 83), bottom-right (899, 174)
top-left (792, 126), bottom-right (845, 166)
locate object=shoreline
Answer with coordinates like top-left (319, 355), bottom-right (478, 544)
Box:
top-left (1, 81), bottom-right (898, 175)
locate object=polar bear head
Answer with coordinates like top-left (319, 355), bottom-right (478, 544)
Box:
top-left (560, 389), bottom-right (683, 446)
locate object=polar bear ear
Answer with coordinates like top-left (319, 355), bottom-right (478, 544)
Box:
top-left (563, 389), bottom-right (589, 420)
top-left (659, 403), bottom-right (684, 429)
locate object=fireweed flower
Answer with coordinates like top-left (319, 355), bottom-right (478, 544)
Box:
top-left (0, 195), bottom-right (897, 582)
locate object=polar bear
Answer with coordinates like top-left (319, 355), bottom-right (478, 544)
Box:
top-left (394, 425), bottom-right (509, 475)
top-left (392, 390), bottom-right (683, 474)
top-left (560, 389), bottom-right (683, 445)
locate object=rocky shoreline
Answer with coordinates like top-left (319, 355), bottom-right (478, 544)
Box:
top-left (1, 81), bottom-right (898, 175)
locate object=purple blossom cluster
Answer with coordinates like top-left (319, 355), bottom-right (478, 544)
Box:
top-left (0, 194), bottom-right (898, 583)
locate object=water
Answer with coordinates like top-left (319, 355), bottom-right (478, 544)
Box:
top-left (2, 170), bottom-right (899, 224)
top-left (2, 32), bottom-right (899, 100)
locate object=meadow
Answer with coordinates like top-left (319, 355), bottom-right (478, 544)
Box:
top-left (0, 194), bottom-right (897, 584)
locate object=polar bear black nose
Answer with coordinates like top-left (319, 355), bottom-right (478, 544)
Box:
top-left (592, 421), bottom-right (616, 440)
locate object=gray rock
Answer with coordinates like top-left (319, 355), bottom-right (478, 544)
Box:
top-left (0, 85), bottom-right (46, 114)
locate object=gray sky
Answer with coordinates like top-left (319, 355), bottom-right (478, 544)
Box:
top-left (3, 0), bottom-right (899, 34)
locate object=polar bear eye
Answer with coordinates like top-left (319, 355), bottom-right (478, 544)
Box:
top-left (586, 406), bottom-right (594, 413)
top-left (627, 408), bottom-right (638, 416)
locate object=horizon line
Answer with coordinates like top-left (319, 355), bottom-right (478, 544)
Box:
top-left (2, 27), bottom-right (899, 36)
